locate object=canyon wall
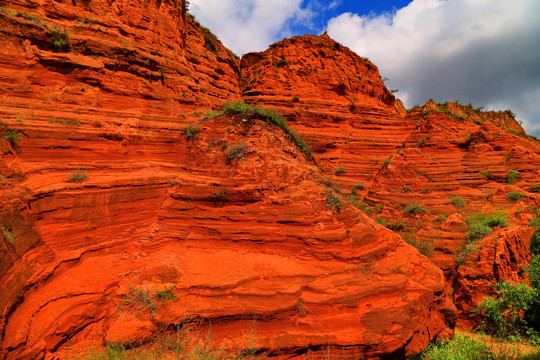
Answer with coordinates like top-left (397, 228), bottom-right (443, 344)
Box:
top-left (1, 1), bottom-right (538, 359)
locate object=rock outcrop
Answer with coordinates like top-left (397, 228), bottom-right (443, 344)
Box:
top-left (0, 1), bottom-right (538, 359)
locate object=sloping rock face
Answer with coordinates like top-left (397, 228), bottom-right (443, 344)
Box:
top-left (0, 1), bottom-right (538, 360)
top-left (239, 37), bottom-right (539, 328)
top-left (240, 34), bottom-right (413, 188)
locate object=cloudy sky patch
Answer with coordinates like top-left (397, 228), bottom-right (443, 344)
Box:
top-left (189, 0), bottom-right (315, 54)
top-left (326, 0), bottom-right (540, 134)
top-left (189, 0), bottom-right (540, 135)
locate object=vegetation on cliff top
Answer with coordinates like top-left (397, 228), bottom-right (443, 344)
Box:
top-left (205, 101), bottom-right (311, 157)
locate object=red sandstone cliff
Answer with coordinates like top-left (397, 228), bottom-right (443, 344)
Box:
top-left (0, 1), bottom-right (538, 359)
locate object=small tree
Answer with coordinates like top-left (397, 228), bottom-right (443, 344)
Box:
top-left (507, 169), bottom-right (520, 185)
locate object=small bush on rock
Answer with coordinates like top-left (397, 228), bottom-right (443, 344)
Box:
top-left (506, 191), bottom-right (524, 202)
top-left (184, 123), bottom-right (199, 140)
top-left (465, 212), bottom-right (509, 243)
top-left (226, 144), bottom-right (246, 164)
top-left (67, 170), bottom-right (88, 183)
top-left (403, 203), bottom-right (429, 215)
top-left (450, 196), bottom-right (467, 208)
top-left (325, 189), bottom-right (342, 212)
top-left (507, 170), bottom-right (520, 185)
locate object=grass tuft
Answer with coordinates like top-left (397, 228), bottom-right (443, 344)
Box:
top-left (2, 129), bottom-right (21, 144)
top-left (67, 170), bottom-right (88, 183)
top-left (450, 196), bottom-right (467, 208)
top-left (465, 212), bottom-right (509, 243)
top-left (506, 191), bottom-right (524, 202)
top-left (1, 226), bottom-right (16, 242)
top-left (403, 233), bottom-right (434, 258)
top-left (325, 189), bottom-right (343, 212)
top-left (49, 26), bottom-right (70, 51)
top-left (226, 144), bottom-right (246, 164)
top-left (403, 203), bottom-right (429, 215)
top-left (184, 123), bottom-right (199, 140)
top-left (122, 286), bottom-right (156, 316)
top-left (209, 101), bottom-right (311, 157)
top-left (422, 332), bottom-right (540, 360)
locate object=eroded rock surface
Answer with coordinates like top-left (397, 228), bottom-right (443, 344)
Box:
top-left (0, 1), bottom-right (538, 359)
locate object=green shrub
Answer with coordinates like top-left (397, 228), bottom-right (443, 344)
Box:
top-left (1, 226), bottom-right (16, 242)
top-left (531, 229), bottom-right (540, 256)
top-left (530, 183), bottom-right (540, 193)
top-left (454, 242), bottom-right (481, 266)
top-left (215, 101), bottom-right (310, 156)
top-left (506, 191), bottom-right (525, 202)
top-left (346, 193), bottom-right (367, 209)
top-left (386, 220), bottom-right (406, 231)
top-left (352, 182), bottom-right (366, 191)
top-left (159, 65), bottom-right (166, 79)
top-left (335, 166), bottom-right (346, 175)
top-left (403, 233), bottom-right (434, 258)
top-left (507, 170), bottom-right (520, 185)
top-left (213, 188), bottom-right (228, 200)
top-left (122, 286), bottom-right (156, 316)
top-left (317, 177), bottom-right (340, 193)
top-left (2, 129), bottom-right (21, 144)
top-left (17, 10), bottom-right (42, 25)
top-left (204, 110), bottom-right (222, 120)
top-left (467, 223), bottom-right (493, 243)
top-left (156, 286), bottom-right (178, 302)
top-left (403, 203), bottom-right (429, 215)
top-left (49, 26), bottom-right (70, 51)
top-left (325, 189), bottom-right (342, 212)
top-left (204, 33), bottom-right (218, 54)
top-left (483, 214), bottom-right (510, 228)
top-left (276, 58), bottom-right (290, 67)
top-left (48, 118), bottom-right (80, 126)
top-left (226, 144), bottom-right (246, 164)
top-left (400, 185), bottom-right (412, 193)
top-left (529, 255), bottom-right (540, 289)
top-left (76, 16), bottom-right (95, 25)
top-left (425, 333), bottom-right (491, 360)
top-left (375, 217), bottom-right (387, 226)
top-left (423, 332), bottom-right (539, 360)
top-left (475, 282), bottom-right (538, 338)
top-left (450, 196), bottom-right (467, 208)
top-left (184, 123), bottom-right (199, 140)
top-left (0, 7), bottom-right (16, 16)
top-left (291, 96), bottom-right (299, 103)
top-left (466, 212), bottom-right (509, 228)
top-left (465, 212), bottom-right (509, 243)
top-left (67, 170), bottom-right (88, 183)
top-left (437, 214), bottom-right (449, 222)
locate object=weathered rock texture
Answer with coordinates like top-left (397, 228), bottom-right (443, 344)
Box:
top-left (0, 1), bottom-right (538, 359)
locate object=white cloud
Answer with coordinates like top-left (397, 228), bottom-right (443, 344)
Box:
top-left (188, 0), bottom-right (315, 55)
top-left (326, 0), bottom-right (540, 135)
top-left (327, 0), bottom-right (340, 10)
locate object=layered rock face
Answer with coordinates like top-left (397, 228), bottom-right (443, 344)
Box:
top-left (0, 1), bottom-right (538, 359)
top-left (240, 36), bottom-right (539, 329)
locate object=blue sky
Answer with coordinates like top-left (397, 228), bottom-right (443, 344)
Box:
top-left (287, 0), bottom-right (413, 36)
top-left (189, 0), bottom-right (540, 136)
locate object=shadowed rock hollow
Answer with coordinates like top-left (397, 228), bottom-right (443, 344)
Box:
top-left (1, 1), bottom-right (539, 359)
